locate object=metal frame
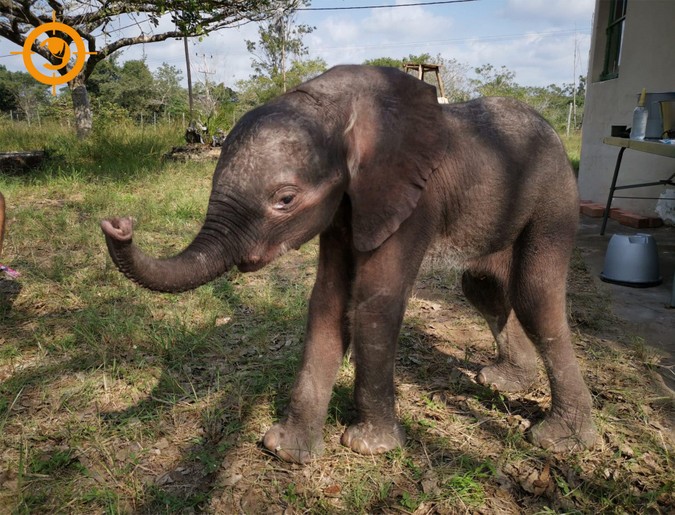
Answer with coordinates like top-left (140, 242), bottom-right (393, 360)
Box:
top-left (600, 137), bottom-right (675, 235)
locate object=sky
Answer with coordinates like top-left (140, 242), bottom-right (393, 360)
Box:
top-left (0, 0), bottom-right (596, 91)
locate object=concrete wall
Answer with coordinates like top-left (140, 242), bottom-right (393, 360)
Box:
top-left (578, 0), bottom-right (675, 216)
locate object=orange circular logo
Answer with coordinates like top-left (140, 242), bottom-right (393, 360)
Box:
top-left (11, 11), bottom-right (96, 95)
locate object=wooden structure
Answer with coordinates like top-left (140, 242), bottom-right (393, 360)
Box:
top-left (402, 63), bottom-right (448, 103)
top-left (0, 151), bottom-right (47, 173)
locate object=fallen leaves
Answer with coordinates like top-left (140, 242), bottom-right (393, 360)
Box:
top-left (503, 460), bottom-right (554, 497)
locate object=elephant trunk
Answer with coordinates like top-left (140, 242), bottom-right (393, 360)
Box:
top-left (101, 216), bottom-right (235, 293)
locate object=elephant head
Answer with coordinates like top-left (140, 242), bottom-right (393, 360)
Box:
top-left (101, 65), bottom-right (449, 292)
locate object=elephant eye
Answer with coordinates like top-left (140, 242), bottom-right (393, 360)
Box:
top-left (273, 193), bottom-right (296, 210)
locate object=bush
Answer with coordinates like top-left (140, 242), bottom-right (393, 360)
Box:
top-left (0, 118), bottom-right (185, 182)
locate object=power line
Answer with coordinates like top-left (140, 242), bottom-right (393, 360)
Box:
top-left (298, 0), bottom-right (478, 10)
top-left (307, 28), bottom-right (590, 52)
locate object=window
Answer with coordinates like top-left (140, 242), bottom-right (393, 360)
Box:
top-left (601, 0), bottom-right (627, 80)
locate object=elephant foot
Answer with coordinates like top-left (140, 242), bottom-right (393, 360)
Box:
top-left (476, 362), bottom-right (538, 393)
top-left (341, 421), bottom-right (406, 455)
top-left (263, 422), bottom-right (324, 464)
top-left (527, 411), bottom-right (598, 452)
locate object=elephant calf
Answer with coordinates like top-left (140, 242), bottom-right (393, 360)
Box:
top-left (102, 65), bottom-right (597, 463)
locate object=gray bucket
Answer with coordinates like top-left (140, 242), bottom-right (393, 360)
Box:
top-left (600, 233), bottom-right (662, 287)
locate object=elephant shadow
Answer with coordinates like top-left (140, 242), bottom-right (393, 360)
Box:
top-left (99, 272), bottom-right (309, 511)
top-left (0, 277), bottom-right (22, 316)
top-left (96, 268), bottom-right (549, 511)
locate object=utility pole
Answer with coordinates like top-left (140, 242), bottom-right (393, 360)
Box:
top-left (572, 31), bottom-right (578, 130)
top-left (184, 36), bottom-right (194, 122)
top-left (280, 15), bottom-right (287, 92)
top-left (197, 54), bottom-right (216, 89)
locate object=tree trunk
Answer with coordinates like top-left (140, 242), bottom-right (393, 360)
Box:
top-left (70, 73), bottom-right (93, 139)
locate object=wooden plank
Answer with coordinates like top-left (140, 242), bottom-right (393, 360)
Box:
top-left (0, 151), bottom-right (47, 172)
top-left (603, 137), bottom-right (675, 158)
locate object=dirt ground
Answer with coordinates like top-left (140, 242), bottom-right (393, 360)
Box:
top-left (1, 220), bottom-right (673, 513)
top-left (576, 214), bottom-right (675, 393)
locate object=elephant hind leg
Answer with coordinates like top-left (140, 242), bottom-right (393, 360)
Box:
top-left (510, 231), bottom-right (597, 452)
top-left (462, 252), bottom-right (539, 393)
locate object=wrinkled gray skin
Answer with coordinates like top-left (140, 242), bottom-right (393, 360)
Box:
top-left (102, 65), bottom-right (597, 463)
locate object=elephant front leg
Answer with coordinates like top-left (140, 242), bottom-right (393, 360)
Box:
top-left (341, 299), bottom-right (408, 454)
top-left (263, 225), bottom-right (352, 464)
top-left (341, 230), bottom-right (431, 455)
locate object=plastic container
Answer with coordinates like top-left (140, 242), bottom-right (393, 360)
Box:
top-left (660, 100), bottom-right (675, 138)
top-left (600, 233), bottom-right (662, 287)
top-left (638, 92), bottom-right (675, 138)
top-left (630, 88), bottom-right (648, 140)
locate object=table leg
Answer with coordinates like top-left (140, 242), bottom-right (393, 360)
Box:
top-left (600, 146), bottom-right (627, 235)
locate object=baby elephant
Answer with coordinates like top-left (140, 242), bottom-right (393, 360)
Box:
top-left (102, 65), bottom-right (597, 463)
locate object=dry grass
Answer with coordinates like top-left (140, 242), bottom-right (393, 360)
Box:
top-left (0, 126), bottom-right (673, 513)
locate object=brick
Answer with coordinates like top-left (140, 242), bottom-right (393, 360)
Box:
top-left (614, 211), bottom-right (663, 229)
top-left (580, 203), bottom-right (607, 217)
top-left (646, 217), bottom-right (663, 228)
top-left (610, 208), bottom-right (628, 220)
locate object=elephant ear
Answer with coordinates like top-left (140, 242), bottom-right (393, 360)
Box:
top-left (302, 66), bottom-right (448, 252)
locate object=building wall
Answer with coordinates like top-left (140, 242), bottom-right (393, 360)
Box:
top-left (578, 0), bottom-right (675, 215)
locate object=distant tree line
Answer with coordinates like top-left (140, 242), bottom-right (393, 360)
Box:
top-left (1, 1), bottom-right (584, 137)
top-left (0, 0), bottom-right (294, 137)
top-left (0, 16), bottom-right (585, 136)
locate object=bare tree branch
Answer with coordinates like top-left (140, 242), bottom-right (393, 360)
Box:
top-left (0, 0), bottom-right (288, 136)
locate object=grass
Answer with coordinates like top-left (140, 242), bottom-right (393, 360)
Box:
top-left (1, 122), bottom-right (673, 513)
top-left (561, 131), bottom-right (582, 174)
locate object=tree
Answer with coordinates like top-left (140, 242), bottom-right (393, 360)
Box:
top-left (87, 56), bottom-right (155, 119)
top-left (364, 53), bottom-right (471, 103)
top-left (0, 64), bottom-right (49, 122)
top-left (471, 64), bottom-right (523, 98)
top-left (0, 1), bottom-right (290, 138)
top-left (239, 0), bottom-right (325, 108)
top-left (238, 57), bottom-right (326, 108)
top-left (245, 0), bottom-right (315, 94)
top-left (436, 56), bottom-right (471, 102)
top-left (362, 56), bottom-right (403, 68)
top-left (153, 63), bottom-right (186, 117)
top-left (364, 53), bottom-right (434, 69)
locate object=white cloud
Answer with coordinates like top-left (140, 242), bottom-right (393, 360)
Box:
top-left (323, 18), bottom-right (360, 44)
top-left (298, 1), bottom-right (593, 87)
top-left (360, 3), bottom-right (451, 39)
top-left (301, 4), bottom-right (457, 66)
top-left (502, 0), bottom-right (595, 25)
top-left (440, 29), bottom-right (590, 87)
top-left (0, 1), bottom-right (595, 90)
